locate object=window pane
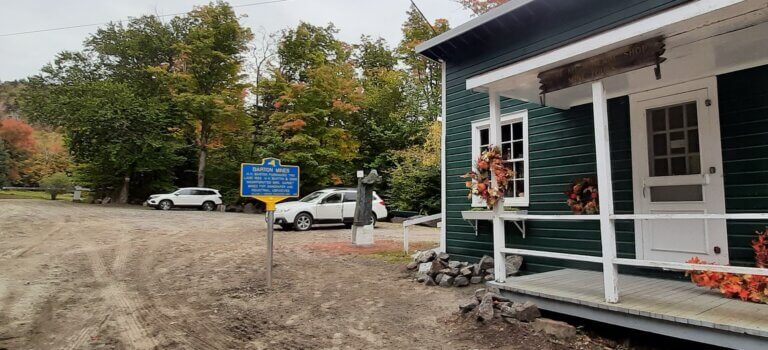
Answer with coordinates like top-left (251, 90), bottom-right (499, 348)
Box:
top-left (653, 158), bottom-right (669, 177)
top-left (653, 134), bottom-right (667, 156)
top-left (650, 185), bottom-right (703, 202)
top-left (671, 156), bottom-right (686, 175)
top-left (343, 192), bottom-right (356, 202)
top-left (689, 155), bottom-right (701, 174)
top-left (688, 130), bottom-right (699, 153)
top-left (514, 161), bottom-right (524, 178)
top-left (512, 122), bottom-right (522, 140)
top-left (686, 103), bottom-right (698, 127)
top-left (502, 143), bottom-right (512, 160)
top-left (513, 141), bottom-right (523, 159)
top-left (324, 194), bottom-right (341, 203)
top-left (670, 131), bottom-right (685, 154)
top-left (504, 162), bottom-right (515, 177)
top-left (651, 109), bottom-right (666, 131)
top-left (480, 128), bottom-right (489, 146)
top-left (515, 179), bottom-right (525, 198)
top-left (669, 105), bottom-right (684, 129)
top-left (501, 124), bottom-right (511, 142)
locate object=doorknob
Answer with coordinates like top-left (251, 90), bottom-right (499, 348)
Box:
top-left (714, 246), bottom-right (721, 254)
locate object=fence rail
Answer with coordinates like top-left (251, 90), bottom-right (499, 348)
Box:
top-left (402, 213), bottom-right (442, 252)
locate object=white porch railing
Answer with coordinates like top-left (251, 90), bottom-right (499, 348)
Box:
top-left (402, 213), bottom-right (442, 252)
top-left (480, 80), bottom-right (768, 304)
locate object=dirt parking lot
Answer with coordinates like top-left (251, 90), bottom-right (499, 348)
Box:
top-left (0, 199), bottom-right (604, 349)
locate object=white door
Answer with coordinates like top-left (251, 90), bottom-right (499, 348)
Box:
top-left (174, 189), bottom-right (196, 206)
top-left (315, 193), bottom-right (343, 222)
top-left (630, 77), bottom-right (728, 264)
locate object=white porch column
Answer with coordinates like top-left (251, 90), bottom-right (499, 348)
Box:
top-left (439, 60), bottom-right (447, 253)
top-left (489, 90), bottom-right (507, 282)
top-left (592, 81), bottom-right (619, 303)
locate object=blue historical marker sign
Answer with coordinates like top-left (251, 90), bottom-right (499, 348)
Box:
top-left (240, 158), bottom-right (300, 197)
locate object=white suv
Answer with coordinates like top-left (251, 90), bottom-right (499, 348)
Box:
top-left (274, 188), bottom-right (388, 231)
top-left (147, 187), bottom-right (223, 211)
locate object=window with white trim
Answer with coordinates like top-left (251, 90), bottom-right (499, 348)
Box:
top-left (471, 110), bottom-right (529, 207)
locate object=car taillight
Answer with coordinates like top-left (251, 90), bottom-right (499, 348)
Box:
top-left (379, 200), bottom-right (385, 206)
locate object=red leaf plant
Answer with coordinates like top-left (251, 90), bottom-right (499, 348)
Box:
top-left (686, 229), bottom-right (768, 303)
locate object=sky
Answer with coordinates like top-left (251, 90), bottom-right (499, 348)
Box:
top-left (0, 0), bottom-right (472, 81)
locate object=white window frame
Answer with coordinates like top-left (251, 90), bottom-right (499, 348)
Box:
top-left (470, 110), bottom-right (529, 208)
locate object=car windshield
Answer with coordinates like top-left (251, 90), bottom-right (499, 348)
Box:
top-left (299, 191), bottom-right (326, 203)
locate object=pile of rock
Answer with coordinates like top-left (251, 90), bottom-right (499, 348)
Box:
top-left (460, 287), bottom-right (577, 339)
top-left (406, 251), bottom-right (523, 288)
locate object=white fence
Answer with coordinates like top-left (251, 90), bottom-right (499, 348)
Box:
top-left (401, 213), bottom-right (442, 252)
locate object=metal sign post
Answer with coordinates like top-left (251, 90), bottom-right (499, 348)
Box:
top-left (240, 158), bottom-right (300, 288)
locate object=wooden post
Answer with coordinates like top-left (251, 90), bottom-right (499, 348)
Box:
top-left (489, 90), bottom-right (507, 282)
top-left (403, 225), bottom-right (410, 253)
top-left (592, 81), bottom-right (619, 303)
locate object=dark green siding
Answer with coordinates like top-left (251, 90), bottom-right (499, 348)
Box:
top-left (718, 65), bottom-right (768, 267)
top-left (443, 0), bottom-right (688, 268)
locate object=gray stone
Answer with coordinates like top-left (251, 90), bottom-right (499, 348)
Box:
top-left (453, 276), bottom-right (469, 287)
top-left (435, 273), bottom-right (445, 283)
top-left (474, 288), bottom-right (486, 301)
top-left (447, 260), bottom-right (461, 269)
top-left (429, 259), bottom-right (447, 276)
top-left (478, 255), bottom-right (494, 270)
top-left (406, 261), bottom-right (419, 270)
top-left (243, 203), bottom-right (257, 214)
top-left (416, 274), bottom-right (429, 283)
top-left (438, 274), bottom-right (455, 287)
top-left (459, 297), bottom-right (479, 314)
top-left (486, 286), bottom-right (501, 295)
top-left (505, 255), bottom-right (524, 276)
top-left (475, 293), bottom-right (495, 321)
top-left (460, 261), bottom-right (470, 268)
top-left (437, 252), bottom-right (450, 261)
top-left (424, 275), bottom-right (436, 286)
top-left (532, 318), bottom-right (577, 339)
top-left (499, 304), bottom-right (517, 318)
top-left (485, 268), bottom-right (495, 275)
top-left (417, 262), bottom-right (432, 274)
top-left (513, 301), bottom-right (541, 322)
top-left (459, 267), bottom-right (473, 277)
top-left (470, 276), bottom-right (483, 284)
top-left (415, 250), bottom-right (436, 263)
top-left (484, 274), bottom-right (494, 281)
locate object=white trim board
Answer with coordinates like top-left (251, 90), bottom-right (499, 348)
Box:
top-left (470, 110), bottom-right (530, 208)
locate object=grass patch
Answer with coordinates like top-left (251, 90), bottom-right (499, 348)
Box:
top-left (306, 240), bottom-right (438, 264)
top-left (0, 190), bottom-right (75, 201)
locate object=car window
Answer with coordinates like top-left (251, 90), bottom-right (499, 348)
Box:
top-left (197, 190), bottom-right (215, 196)
top-left (177, 189), bottom-right (194, 195)
top-left (323, 193), bottom-right (342, 204)
top-left (343, 192), bottom-right (356, 202)
top-left (300, 191), bottom-right (325, 202)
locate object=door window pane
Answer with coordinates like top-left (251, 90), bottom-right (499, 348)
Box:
top-left (501, 124), bottom-right (511, 142)
top-left (647, 101), bottom-right (702, 177)
top-left (480, 128), bottom-right (489, 146)
top-left (343, 192), bottom-right (357, 202)
top-left (512, 122), bottom-right (522, 140)
top-left (323, 193), bottom-right (342, 204)
top-left (513, 141), bottom-right (523, 159)
top-left (650, 185), bottom-right (703, 202)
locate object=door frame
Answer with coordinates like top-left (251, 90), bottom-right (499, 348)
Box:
top-left (628, 76), bottom-right (728, 262)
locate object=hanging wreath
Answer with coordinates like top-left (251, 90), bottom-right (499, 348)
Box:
top-left (565, 177), bottom-right (599, 214)
top-left (462, 145), bottom-right (514, 209)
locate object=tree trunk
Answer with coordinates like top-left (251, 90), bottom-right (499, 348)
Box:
top-left (118, 175), bottom-right (130, 204)
top-left (197, 120), bottom-right (209, 187)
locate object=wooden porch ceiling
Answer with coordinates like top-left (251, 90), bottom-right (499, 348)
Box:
top-left (491, 269), bottom-right (768, 349)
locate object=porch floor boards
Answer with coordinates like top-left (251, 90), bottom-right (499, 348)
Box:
top-left (491, 269), bottom-right (768, 338)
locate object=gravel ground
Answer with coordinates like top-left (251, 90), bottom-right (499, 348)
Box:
top-left (0, 199), bottom-right (607, 349)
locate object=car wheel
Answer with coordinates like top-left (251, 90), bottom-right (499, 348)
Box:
top-left (293, 213), bottom-right (313, 231)
top-left (369, 214), bottom-right (377, 227)
top-left (159, 200), bottom-right (173, 211)
top-left (201, 201), bottom-right (216, 211)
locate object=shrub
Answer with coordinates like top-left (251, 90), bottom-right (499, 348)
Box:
top-left (39, 172), bottom-right (73, 200)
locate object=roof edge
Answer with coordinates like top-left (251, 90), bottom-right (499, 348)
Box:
top-left (415, 0), bottom-right (536, 55)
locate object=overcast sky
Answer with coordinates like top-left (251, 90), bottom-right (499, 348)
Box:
top-left (0, 0), bottom-right (471, 81)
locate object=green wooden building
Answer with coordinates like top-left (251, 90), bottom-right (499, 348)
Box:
top-left (418, 0), bottom-right (768, 348)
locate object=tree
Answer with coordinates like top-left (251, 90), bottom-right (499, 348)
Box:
top-left (388, 121), bottom-right (441, 213)
top-left (0, 117), bottom-right (36, 183)
top-left (162, 1), bottom-right (253, 187)
top-left (455, 0), bottom-right (510, 16)
top-left (0, 141), bottom-right (9, 186)
top-left (39, 172), bottom-right (72, 200)
top-left (397, 6), bottom-right (450, 121)
top-left (19, 130), bottom-right (71, 185)
top-left (277, 22), bottom-right (349, 83)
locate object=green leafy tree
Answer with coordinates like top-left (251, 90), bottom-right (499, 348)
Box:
top-left (277, 22), bottom-right (349, 82)
top-left (389, 121), bottom-right (441, 213)
top-left (455, 0), bottom-right (510, 16)
top-left (397, 6), bottom-right (450, 121)
top-left (159, 1), bottom-right (254, 187)
top-left (0, 141), bottom-right (9, 186)
top-left (39, 172), bottom-right (73, 200)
